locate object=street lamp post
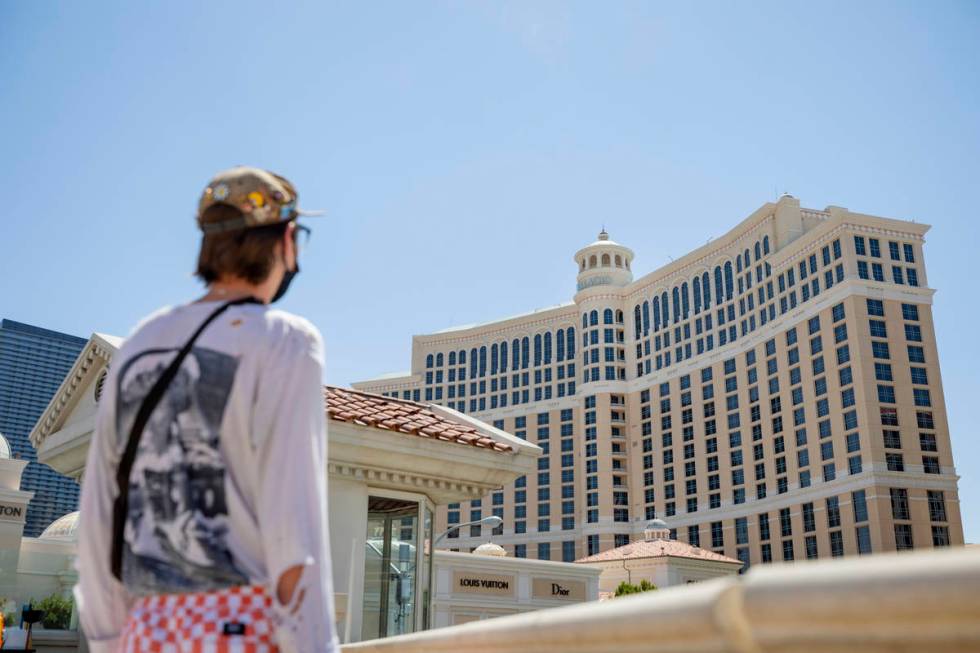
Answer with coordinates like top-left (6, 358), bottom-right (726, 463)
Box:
top-left (434, 515), bottom-right (503, 547)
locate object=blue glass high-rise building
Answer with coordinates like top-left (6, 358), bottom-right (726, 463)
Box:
top-left (0, 319), bottom-right (87, 537)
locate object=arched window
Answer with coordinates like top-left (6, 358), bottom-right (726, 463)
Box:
top-left (661, 292), bottom-right (669, 328)
top-left (754, 241), bottom-right (761, 261)
top-left (567, 327), bottom-right (576, 359)
top-left (693, 277), bottom-right (702, 314)
top-left (681, 282), bottom-right (690, 319)
top-left (724, 261), bottom-right (734, 300)
top-left (479, 346), bottom-right (487, 376)
top-left (702, 272), bottom-right (711, 309)
top-left (557, 329), bottom-right (565, 361)
top-left (601, 253), bottom-right (611, 266)
top-left (615, 254), bottom-right (622, 267)
top-left (650, 298), bottom-right (658, 332)
top-left (744, 249), bottom-right (751, 270)
top-left (714, 266), bottom-right (724, 302)
top-left (580, 259), bottom-right (585, 271)
top-left (521, 337), bottom-right (530, 369)
top-left (470, 348), bottom-right (478, 377)
top-left (643, 300), bottom-right (651, 335)
top-left (736, 255), bottom-right (742, 273)
top-left (500, 341), bottom-right (508, 372)
top-left (633, 305), bottom-right (642, 340)
top-left (544, 332), bottom-right (552, 364)
top-left (449, 351), bottom-right (456, 366)
top-left (672, 287), bottom-right (681, 324)
top-left (763, 236), bottom-right (770, 255)
top-left (616, 309), bottom-right (623, 324)
top-left (436, 353), bottom-right (443, 367)
top-left (426, 354), bottom-right (434, 368)
top-left (534, 334), bottom-right (542, 366)
top-left (603, 308), bottom-right (613, 324)
top-left (590, 310), bottom-right (599, 326)
top-left (589, 255), bottom-right (597, 268)
top-left (459, 350), bottom-right (466, 365)
top-left (490, 344), bottom-right (498, 374)
top-left (512, 339), bottom-right (520, 370)
top-left (582, 313), bottom-right (588, 328)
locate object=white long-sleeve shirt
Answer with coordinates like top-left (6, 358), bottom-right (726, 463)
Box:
top-left (75, 301), bottom-right (339, 653)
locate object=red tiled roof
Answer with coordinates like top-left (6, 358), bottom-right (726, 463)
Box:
top-left (576, 538), bottom-right (742, 565)
top-left (325, 386), bottom-right (513, 453)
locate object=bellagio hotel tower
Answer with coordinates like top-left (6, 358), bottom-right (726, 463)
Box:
top-left (354, 195), bottom-right (963, 567)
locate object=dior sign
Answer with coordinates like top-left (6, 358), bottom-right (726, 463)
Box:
top-left (531, 577), bottom-right (586, 601)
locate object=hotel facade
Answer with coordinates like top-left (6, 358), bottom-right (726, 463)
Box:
top-left (354, 195), bottom-right (963, 568)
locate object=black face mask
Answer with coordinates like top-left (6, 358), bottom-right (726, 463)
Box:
top-left (270, 263), bottom-right (299, 303)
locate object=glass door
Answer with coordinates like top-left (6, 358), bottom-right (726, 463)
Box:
top-left (361, 497), bottom-right (419, 641)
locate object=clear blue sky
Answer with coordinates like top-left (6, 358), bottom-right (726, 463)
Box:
top-left (2, 2), bottom-right (978, 540)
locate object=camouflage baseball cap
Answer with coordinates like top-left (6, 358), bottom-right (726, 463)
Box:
top-left (197, 166), bottom-right (319, 234)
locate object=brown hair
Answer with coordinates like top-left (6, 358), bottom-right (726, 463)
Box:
top-left (195, 204), bottom-right (289, 284)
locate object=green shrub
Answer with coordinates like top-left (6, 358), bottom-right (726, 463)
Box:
top-left (31, 594), bottom-right (74, 630)
top-left (613, 579), bottom-right (657, 596)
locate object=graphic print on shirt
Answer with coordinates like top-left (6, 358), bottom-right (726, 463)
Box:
top-left (116, 346), bottom-right (248, 594)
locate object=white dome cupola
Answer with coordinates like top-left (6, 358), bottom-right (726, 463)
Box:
top-left (574, 229), bottom-right (634, 293)
top-left (643, 518), bottom-right (670, 541)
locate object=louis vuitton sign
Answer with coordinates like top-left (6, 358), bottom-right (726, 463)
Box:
top-left (0, 504), bottom-right (25, 522)
top-left (452, 571), bottom-right (516, 597)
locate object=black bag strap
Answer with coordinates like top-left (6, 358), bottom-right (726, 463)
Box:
top-left (110, 296), bottom-right (260, 580)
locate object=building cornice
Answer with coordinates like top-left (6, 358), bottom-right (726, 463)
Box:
top-left (30, 334), bottom-right (115, 449)
top-left (328, 461), bottom-right (495, 500)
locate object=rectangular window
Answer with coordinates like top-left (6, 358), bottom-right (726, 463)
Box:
top-left (854, 236), bottom-right (866, 256)
top-left (805, 535), bottom-right (818, 559)
top-left (830, 530), bottom-right (844, 557)
top-left (886, 452), bottom-right (904, 472)
top-left (856, 525), bottom-right (872, 554)
top-left (890, 488), bottom-right (911, 520)
top-left (905, 324), bottom-right (922, 342)
top-left (928, 490), bottom-right (947, 522)
top-left (878, 385), bottom-right (896, 404)
top-left (782, 539), bottom-right (795, 561)
top-left (895, 524), bottom-right (914, 550)
top-left (852, 490), bottom-right (868, 522)
top-left (711, 521), bottom-right (724, 548)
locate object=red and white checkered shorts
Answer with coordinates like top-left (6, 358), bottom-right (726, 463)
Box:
top-left (119, 585), bottom-right (279, 653)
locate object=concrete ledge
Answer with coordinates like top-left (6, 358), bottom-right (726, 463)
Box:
top-left (343, 547), bottom-right (980, 652)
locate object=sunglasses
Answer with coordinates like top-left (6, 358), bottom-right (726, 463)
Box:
top-left (292, 223), bottom-right (312, 251)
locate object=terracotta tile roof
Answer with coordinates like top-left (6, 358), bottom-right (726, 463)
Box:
top-left (576, 538), bottom-right (742, 565)
top-left (325, 386), bottom-right (513, 453)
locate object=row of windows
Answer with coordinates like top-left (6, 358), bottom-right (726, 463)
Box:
top-left (423, 330), bottom-right (578, 376)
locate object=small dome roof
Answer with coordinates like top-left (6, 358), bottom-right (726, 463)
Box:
top-left (473, 542), bottom-right (507, 557)
top-left (0, 433), bottom-right (11, 459)
top-left (646, 518), bottom-right (668, 531)
top-left (40, 511), bottom-right (79, 541)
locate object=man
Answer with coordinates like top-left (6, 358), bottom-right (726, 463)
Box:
top-left (76, 167), bottom-right (338, 652)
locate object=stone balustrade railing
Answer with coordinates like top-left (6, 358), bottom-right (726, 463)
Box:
top-left (343, 546), bottom-right (980, 652)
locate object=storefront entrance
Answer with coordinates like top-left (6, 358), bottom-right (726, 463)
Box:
top-left (360, 494), bottom-right (433, 641)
